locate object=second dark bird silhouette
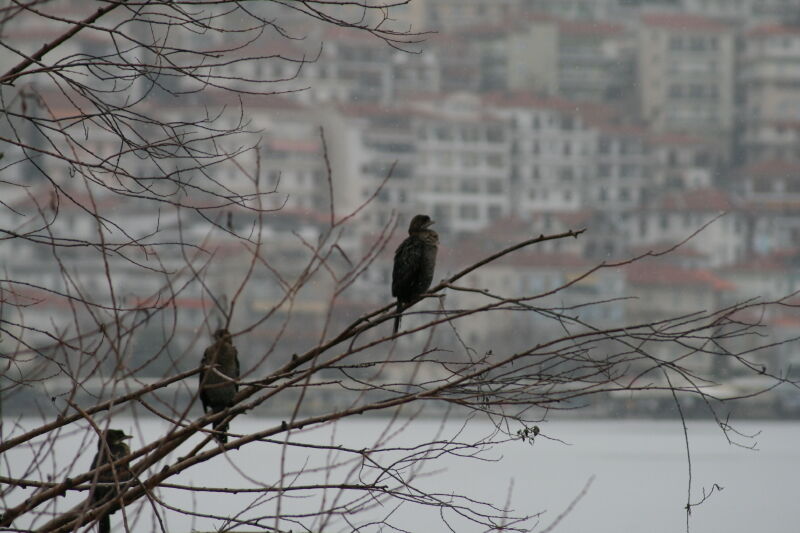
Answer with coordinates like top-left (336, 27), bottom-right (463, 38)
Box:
top-left (392, 214), bottom-right (439, 334)
top-left (90, 428), bottom-right (132, 533)
top-left (199, 328), bottom-right (240, 444)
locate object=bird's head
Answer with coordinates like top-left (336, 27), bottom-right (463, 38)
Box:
top-left (213, 328), bottom-right (231, 341)
top-left (408, 214), bottom-right (434, 234)
top-left (103, 429), bottom-right (132, 446)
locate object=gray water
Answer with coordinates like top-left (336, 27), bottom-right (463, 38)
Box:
top-left (3, 416), bottom-right (799, 532)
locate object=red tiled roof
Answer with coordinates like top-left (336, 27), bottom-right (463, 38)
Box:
top-left (641, 13), bottom-right (730, 32)
top-left (500, 251), bottom-right (591, 269)
top-left (628, 242), bottom-right (707, 258)
top-left (738, 159), bottom-right (800, 180)
top-left (746, 24), bottom-right (800, 39)
top-left (483, 91), bottom-right (584, 115)
top-left (450, 247), bottom-right (591, 269)
top-left (1, 287), bottom-right (73, 309)
top-left (577, 104), bottom-right (626, 128)
top-left (485, 91), bottom-right (626, 129)
top-left (719, 254), bottom-right (789, 274)
top-left (533, 210), bottom-right (594, 228)
top-left (770, 314), bottom-right (800, 328)
top-left (337, 102), bottom-right (410, 119)
top-left (762, 119), bottom-right (800, 130)
top-left (10, 185), bottom-right (122, 212)
top-left (652, 188), bottom-right (735, 212)
top-left (409, 106), bottom-right (502, 124)
top-left (648, 132), bottom-right (716, 146)
top-left (476, 216), bottom-right (539, 246)
top-left (559, 20), bottom-right (626, 37)
top-left (625, 262), bottom-right (735, 291)
top-left (200, 92), bottom-right (308, 111)
top-left (457, 12), bottom-right (560, 39)
top-left (743, 199), bottom-right (800, 211)
top-left (457, 21), bottom-right (517, 38)
top-left (476, 211), bottom-right (594, 244)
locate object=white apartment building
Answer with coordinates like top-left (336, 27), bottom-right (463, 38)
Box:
top-left (648, 132), bottom-right (726, 189)
top-left (624, 188), bottom-right (747, 267)
top-left (740, 121), bottom-right (800, 165)
top-left (736, 160), bottom-right (800, 205)
top-left (410, 94), bottom-right (510, 234)
top-left (739, 24), bottom-right (800, 164)
top-left (682, 0), bottom-right (800, 22)
top-left (320, 93), bottom-right (513, 236)
top-left (589, 124), bottom-right (651, 211)
top-left (399, 0), bottom-right (524, 32)
top-left (321, 102), bottom-right (419, 231)
top-left (558, 20), bottom-right (635, 103)
top-left (487, 93), bottom-right (595, 216)
top-left (638, 13), bottom-right (736, 134)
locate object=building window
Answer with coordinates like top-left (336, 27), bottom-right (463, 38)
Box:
top-left (620, 165), bottom-right (636, 178)
top-left (487, 154), bottom-right (504, 167)
top-left (435, 127), bottom-right (452, 141)
top-left (460, 179), bottom-right (480, 193)
top-left (459, 204), bottom-right (479, 219)
top-left (461, 128), bottom-right (480, 142)
top-left (668, 150), bottom-right (678, 167)
top-left (690, 37), bottom-right (706, 51)
top-left (486, 126), bottom-right (504, 143)
top-left (434, 204), bottom-right (449, 224)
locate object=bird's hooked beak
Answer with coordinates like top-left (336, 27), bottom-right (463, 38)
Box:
top-left (424, 218), bottom-right (435, 229)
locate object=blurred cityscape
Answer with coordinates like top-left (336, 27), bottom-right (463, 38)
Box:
top-left (3, 0), bottom-right (800, 416)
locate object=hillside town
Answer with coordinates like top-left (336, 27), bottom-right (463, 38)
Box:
top-left (2, 0), bottom-right (800, 415)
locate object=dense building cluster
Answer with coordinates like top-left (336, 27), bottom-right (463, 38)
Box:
top-left (3, 0), bottom-right (800, 389)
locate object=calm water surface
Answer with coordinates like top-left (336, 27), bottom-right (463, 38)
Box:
top-left (3, 416), bottom-right (798, 532)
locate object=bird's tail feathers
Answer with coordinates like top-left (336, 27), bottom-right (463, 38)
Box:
top-left (99, 513), bottom-right (110, 533)
top-left (213, 418), bottom-right (229, 444)
top-left (393, 302), bottom-right (403, 334)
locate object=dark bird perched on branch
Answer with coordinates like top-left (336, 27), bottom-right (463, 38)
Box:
top-left (392, 214), bottom-right (439, 334)
top-left (199, 328), bottom-right (240, 444)
top-left (90, 429), bottom-right (132, 533)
